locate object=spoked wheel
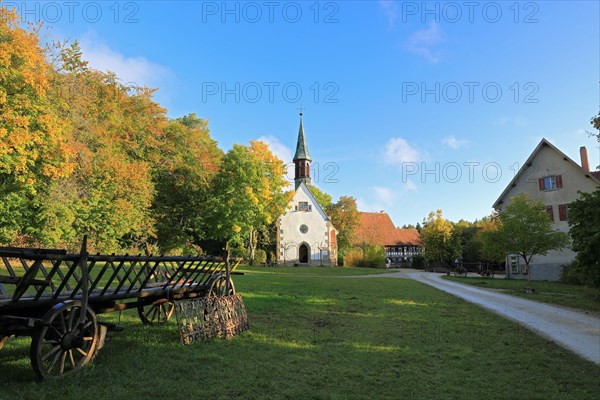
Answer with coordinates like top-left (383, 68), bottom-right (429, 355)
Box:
top-left (454, 267), bottom-right (468, 278)
top-left (30, 301), bottom-right (98, 380)
top-left (137, 301), bottom-right (175, 325)
top-left (208, 274), bottom-right (235, 297)
top-left (137, 267), bottom-right (175, 325)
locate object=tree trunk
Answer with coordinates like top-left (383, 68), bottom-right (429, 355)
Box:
top-left (225, 240), bottom-right (231, 294)
top-left (248, 229), bottom-right (256, 265)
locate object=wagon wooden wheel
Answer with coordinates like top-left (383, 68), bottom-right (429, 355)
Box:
top-left (30, 301), bottom-right (98, 380)
top-left (137, 267), bottom-right (175, 325)
top-left (137, 301), bottom-right (175, 325)
top-left (208, 273), bottom-right (235, 297)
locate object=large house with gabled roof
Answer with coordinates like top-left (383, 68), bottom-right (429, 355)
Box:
top-left (493, 138), bottom-right (600, 281)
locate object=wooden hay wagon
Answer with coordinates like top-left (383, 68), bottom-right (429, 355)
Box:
top-left (0, 238), bottom-right (235, 379)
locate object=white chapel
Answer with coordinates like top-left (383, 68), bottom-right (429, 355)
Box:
top-left (276, 114), bottom-right (338, 266)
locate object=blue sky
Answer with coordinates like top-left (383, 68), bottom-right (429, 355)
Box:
top-left (9, 0), bottom-right (600, 226)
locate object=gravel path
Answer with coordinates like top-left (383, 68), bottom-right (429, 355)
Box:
top-left (356, 269), bottom-right (600, 365)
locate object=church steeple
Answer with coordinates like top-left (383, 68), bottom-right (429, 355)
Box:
top-left (293, 112), bottom-right (311, 187)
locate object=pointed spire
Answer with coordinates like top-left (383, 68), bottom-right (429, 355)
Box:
top-left (293, 112), bottom-right (311, 161)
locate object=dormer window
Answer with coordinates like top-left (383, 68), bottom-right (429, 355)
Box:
top-left (539, 175), bottom-right (562, 191)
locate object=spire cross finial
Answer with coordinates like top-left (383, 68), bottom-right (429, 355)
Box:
top-left (297, 104), bottom-right (305, 116)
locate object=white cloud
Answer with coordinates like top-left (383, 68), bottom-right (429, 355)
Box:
top-left (384, 137), bottom-right (420, 165)
top-left (358, 183), bottom-right (417, 213)
top-left (256, 135), bottom-right (293, 163)
top-left (379, 0), bottom-right (398, 27)
top-left (374, 186), bottom-right (397, 206)
top-left (356, 198), bottom-right (386, 213)
top-left (79, 31), bottom-right (170, 87)
top-left (442, 135), bottom-right (467, 149)
top-left (404, 179), bottom-right (417, 192)
top-left (406, 21), bottom-right (445, 63)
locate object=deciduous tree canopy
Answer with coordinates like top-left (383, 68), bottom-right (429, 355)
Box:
top-left (481, 194), bottom-right (569, 285)
top-left (568, 188), bottom-right (600, 287)
top-left (326, 196), bottom-right (359, 255)
top-left (421, 210), bottom-right (461, 268)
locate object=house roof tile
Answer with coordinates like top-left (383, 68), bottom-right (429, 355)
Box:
top-left (352, 212), bottom-right (421, 247)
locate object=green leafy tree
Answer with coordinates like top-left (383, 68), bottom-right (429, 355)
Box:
top-left (306, 184), bottom-right (332, 209)
top-left (482, 194), bottom-right (569, 286)
top-left (153, 114), bottom-right (222, 253)
top-left (568, 188), bottom-right (600, 287)
top-left (415, 222), bottom-right (422, 233)
top-left (453, 220), bottom-right (480, 263)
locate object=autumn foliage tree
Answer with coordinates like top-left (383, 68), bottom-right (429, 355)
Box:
top-left (475, 215), bottom-right (505, 264)
top-left (46, 41), bottom-right (164, 252)
top-left (326, 196), bottom-right (359, 257)
top-left (421, 209), bottom-right (461, 270)
top-left (206, 142), bottom-right (292, 262)
top-left (0, 8), bottom-right (74, 244)
top-left (0, 6), bottom-right (309, 258)
top-left (0, 10), bottom-right (220, 253)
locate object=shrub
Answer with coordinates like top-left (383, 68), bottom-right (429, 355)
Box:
top-left (345, 244), bottom-right (386, 268)
top-left (560, 261), bottom-right (593, 286)
top-left (412, 254), bottom-right (426, 270)
top-left (254, 249), bottom-right (267, 265)
top-left (343, 248), bottom-right (362, 267)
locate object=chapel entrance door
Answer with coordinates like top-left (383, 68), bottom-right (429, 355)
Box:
top-left (299, 244), bottom-right (309, 264)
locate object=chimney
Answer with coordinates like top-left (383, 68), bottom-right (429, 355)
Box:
top-left (580, 146), bottom-right (590, 173)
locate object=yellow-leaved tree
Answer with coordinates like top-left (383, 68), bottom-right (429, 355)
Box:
top-left (0, 7), bottom-right (74, 244)
top-left (421, 209), bottom-right (462, 271)
top-left (207, 141), bottom-right (292, 263)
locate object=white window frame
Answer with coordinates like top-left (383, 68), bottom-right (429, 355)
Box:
top-left (544, 176), bottom-right (558, 190)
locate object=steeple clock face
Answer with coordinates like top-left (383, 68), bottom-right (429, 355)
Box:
top-left (299, 225), bottom-right (309, 234)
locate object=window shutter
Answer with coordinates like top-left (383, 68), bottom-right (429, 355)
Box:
top-left (556, 175), bottom-right (563, 188)
top-left (545, 205), bottom-right (554, 221)
top-left (558, 204), bottom-right (567, 221)
top-left (538, 178), bottom-right (545, 190)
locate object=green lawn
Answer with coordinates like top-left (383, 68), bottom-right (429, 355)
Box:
top-left (0, 272), bottom-right (598, 399)
top-left (235, 265), bottom-right (394, 276)
top-left (443, 276), bottom-right (600, 314)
